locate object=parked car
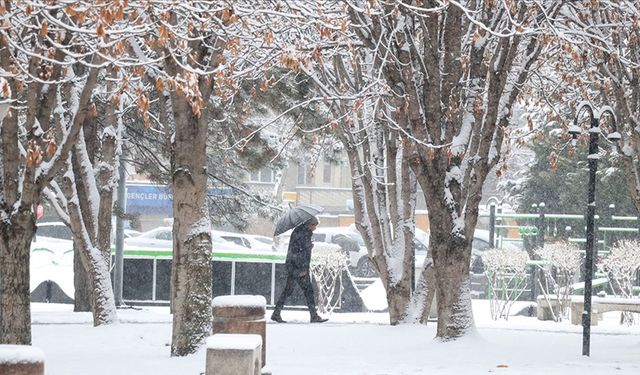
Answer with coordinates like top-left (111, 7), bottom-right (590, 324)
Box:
top-left (245, 234), bottom-right (274, 251)
top-left (35, 221), bottom-right (141, 243)
top-left (414, 228), bottom-right (493, 274)
top-left (124, 226), bottom-right (247, 252)
top-left (124, 226), bottom-right (173, 248)
top-left (312, 227), bottom-right (369, 272)
top-left (211, 232), bottom-right (251, 252)
top-left (469, 229), bottom-right (493, 273)
top-left (35, 222), bottom-right (73, 241)
top-left (212, 230), bottom-right (273, 252)
top-left (344, 225), bottom-right (433, 278)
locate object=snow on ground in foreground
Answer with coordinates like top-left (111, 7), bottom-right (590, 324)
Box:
top-left (31, 300), bottom-right (640, 375)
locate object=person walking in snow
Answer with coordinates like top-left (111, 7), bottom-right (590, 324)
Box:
top-left (271, 216), bottom-right (328, 323)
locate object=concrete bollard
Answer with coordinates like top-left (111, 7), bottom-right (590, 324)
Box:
top-left (0, 345), bottom-right (45, 375)
top-left (212, 295), bottom-right (267, 367)
top-left (206, 334), bottom-right (262, 375)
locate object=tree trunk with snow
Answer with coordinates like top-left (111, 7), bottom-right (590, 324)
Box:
top-left (428, 230), bottom-right (474, 336)
top-left (340, 126), bottom-right (418, 324)
top-left (62, 137), bottom-right (117, 325)
top-left (0, 2), bottom-right (134, 342)
top-left (338, 1), bottom-right (551, 339)
top-left (71, 127), bottom-right (96, 312)
top-left (47, 70), bottom-right (121, 324)
top-left (73, 241), bottom-right (92, 312)
top-left (0, 62), bottom-right (101, 343)
top-left (0, 213), bottom-right (35, 344)
top-left (170, 104), bottom-right (213, 357)
top-left (154, 13), bottom-right (220, 354)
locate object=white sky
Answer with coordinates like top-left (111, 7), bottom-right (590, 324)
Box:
top-left (29, 298), bottom-right (640, 375)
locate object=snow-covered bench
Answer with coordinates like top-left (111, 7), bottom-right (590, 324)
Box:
top-left (0, 345), bottom-right (45, 375)
top-left (206, 334), bottom-right (262, 375)
top-left (536, 295), bottom-right (563, 321)
top-left (212, 295), bottom-right (267, 366)
top-left (570, 296), bottom-right (640, 325)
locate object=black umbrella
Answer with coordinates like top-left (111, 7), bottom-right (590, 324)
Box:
top-left (273, 204), bottom-right (323, 236)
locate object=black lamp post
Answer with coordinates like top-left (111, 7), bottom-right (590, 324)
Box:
top-left (568, 102), bottom-right (619, 357)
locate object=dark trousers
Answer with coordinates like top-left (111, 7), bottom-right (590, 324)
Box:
top-left (274, 271), bottom-right (318, 317)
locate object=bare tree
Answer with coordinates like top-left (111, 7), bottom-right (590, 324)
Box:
top-left (269, 1), bottom-right (557, 338)
top-left (339, 0), bottom-right (556, 338)
top-left (42, 64), bottom-right (127, 325)
top-left (130, 2), bottom-right (283, 355)
top-left (0, 1), bottom-right (112, 344)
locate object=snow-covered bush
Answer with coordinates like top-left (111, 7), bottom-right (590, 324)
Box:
top-left (598, 240), bottom-right (640, 325)
top-left (310, 243), bottom-right (349, 314)
top-left (535, 242), bottom-right (581, 322)
top-left (483, 249), bottom-right (530, 320)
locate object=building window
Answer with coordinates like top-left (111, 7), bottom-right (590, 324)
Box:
top-left (249, 168), bottom-right (274, 183)
top-left (323, 163), bottom-right (332, 183)
top-left (298, 164), bottom-right (309, 185)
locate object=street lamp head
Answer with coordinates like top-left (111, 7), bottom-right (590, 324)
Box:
top-left (607, 131), bottom-right (621, 155)
top-left (568, 124), bottom-right (582, 146)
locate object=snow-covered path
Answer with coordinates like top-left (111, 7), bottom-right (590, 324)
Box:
top-left (31, 301), bottom-right (640, 375)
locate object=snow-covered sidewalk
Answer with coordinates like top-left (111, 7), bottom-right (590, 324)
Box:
top-left (31, 301), bottom-right (640, 375)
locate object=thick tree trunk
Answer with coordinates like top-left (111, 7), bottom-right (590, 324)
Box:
top-left (385, 283), bottom-right (411, 324)
top-left (80, 248), bottom-right (117, 325)
top-left (0, 212), bottom-right (35, 344)
top-left (431, 240), bottom-right (474, 338)
top-left (69, 235), bottom-right (117, 326)
top-left (170, 112), bottom-right (212, 357)
top-left (73, 241), bottom-right (92, 312)
top-left (402, 261), bottom-right (437, 324)
top-left (64, 152), bottom-right (117, 325)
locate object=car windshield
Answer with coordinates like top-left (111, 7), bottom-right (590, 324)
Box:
top-left (36, 223), bottom-right (73, 241)
top-left (346, 233), bottom-right (365, 247)
top-left (253, 237), bottom-right (273, 245)
top-left (211, 235), bottom-right (227, 244)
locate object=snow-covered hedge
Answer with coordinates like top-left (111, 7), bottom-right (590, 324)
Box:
top-left (310, 243), bottom-right (349, 314)
top-left (535, 242), bottom-right (581, 322)
top-left (482, 248), bottom-right (530, 320)
top-left (598, 240), bottom-right (640, 325)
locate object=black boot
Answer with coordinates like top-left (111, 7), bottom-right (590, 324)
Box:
top-left (271, 312), bottom-right (286, 323)
top-left (310, 315), bottom-right (328, 323)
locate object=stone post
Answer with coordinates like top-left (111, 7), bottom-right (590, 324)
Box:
top-left (212, 295), bottom-right (267, 367)
top-left (206, 334), bottom-right (262, 375)
top-left (0, 345), bottom-right (45, 375)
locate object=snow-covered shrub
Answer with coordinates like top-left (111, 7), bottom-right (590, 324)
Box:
top-left (483, 248), bottom-right (530, 320)
top-left (535, 242), bottom-right (581, 322)
top-left (310, 243), bottom-right (349, 314)
top-left (598, 240), bottom-right (640, 325)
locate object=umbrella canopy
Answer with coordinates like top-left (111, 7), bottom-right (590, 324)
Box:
top-left (273, 204), bottom-right (324, 236)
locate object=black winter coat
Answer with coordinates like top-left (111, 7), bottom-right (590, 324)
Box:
top-left (285, 224), bottom-right (314, 274)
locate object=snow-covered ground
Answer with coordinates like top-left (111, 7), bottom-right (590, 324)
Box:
top-left (30, 299), bottom-right (640, 375)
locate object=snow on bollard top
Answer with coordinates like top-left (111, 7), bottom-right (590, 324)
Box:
top-left (206, 334), bottom-right (262, 350)
top-left (212, 295), bottom-right (266, 308)
top-left (0, 345), bottom-right (45, 364)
